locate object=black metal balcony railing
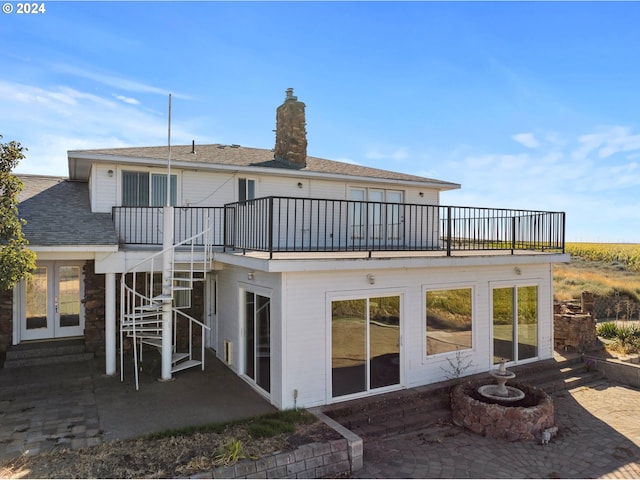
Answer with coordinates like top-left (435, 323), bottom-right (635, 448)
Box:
top-left (112, 206), bottom-right (225, 246)
top-left (113, 197), bottom-right (565, 257)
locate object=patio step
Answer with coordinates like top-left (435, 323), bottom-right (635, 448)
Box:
top-left (324, 353), bottom-right (601, 439)
top-left (3, 339), bottom-right (93, 368)
top-left (323, 382), bottom-right (455, 439)
top-left (510, 354), bottom-right (603, 394)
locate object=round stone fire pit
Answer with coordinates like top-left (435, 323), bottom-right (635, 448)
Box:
top-left (451, 381), bottom-right (555, 442)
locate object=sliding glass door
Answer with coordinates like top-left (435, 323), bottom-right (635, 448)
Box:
top-left (492, 286), bottom-right (538, 364)
top-left (244, 291), bottom-right (271, 393)
top-left (332, 295), bottom-right (401, 398)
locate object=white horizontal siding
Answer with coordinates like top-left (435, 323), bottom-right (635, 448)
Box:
top-left (90, 164), bottom-right (118, 213)
top-left (215, 265), bottom-right (285, 408)
top-left (309, 179), bottom-right (348, 200)
top-left (91, 161), bottom-right (444, 212)
top-left (279, 262), bottom-right (554, 409)
top-left (181, 171), bottom-right (235, 206)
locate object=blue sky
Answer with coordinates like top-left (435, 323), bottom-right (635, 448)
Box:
top-left (2, 1), bottom-right (639, 243)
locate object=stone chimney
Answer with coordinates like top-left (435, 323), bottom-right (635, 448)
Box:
top-left (274, 88), bottom-right (307, 168)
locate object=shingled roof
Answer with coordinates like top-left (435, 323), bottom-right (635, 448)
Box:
top-left (68, 144), bottom-right (460, 189)
top-left (17, 175), bottom-right (118, 248)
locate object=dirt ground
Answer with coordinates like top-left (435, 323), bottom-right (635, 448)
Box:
top-left (0, 418), bottom-right (340, 479)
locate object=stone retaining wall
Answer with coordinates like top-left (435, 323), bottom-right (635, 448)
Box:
top-left (582, 291), bottom-right (640, 321)
top-left (451, 381), bottom-right (554, 442)
top-left (553, 309), bottom-right (597, 352)
top-left (584, 355), bottom-right (640, 389)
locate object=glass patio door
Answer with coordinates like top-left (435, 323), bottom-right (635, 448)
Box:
top-left (244, 291), bottom-right (271, 393)
top-left (492, 286), bottom-right (538, 364)
top-left (22, 261), bottom-right (83, 341)
top-left (331, 295), bottom-right (401, 398)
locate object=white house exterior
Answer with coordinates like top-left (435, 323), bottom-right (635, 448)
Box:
top-left (4, 89), bottom-right (569, 410)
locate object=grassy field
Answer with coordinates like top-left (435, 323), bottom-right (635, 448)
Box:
top-left (554, 242), bottom-right (640, 302)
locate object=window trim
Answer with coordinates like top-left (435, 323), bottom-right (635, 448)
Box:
top-left (348, 187), bottom-right (405, 242)
top-left (241, 287), bottom-right (272, 395)
top-left (121, 170), bottom-right (178, 207)
top-left (423, 283), bottom-right (476, 361)
top-left (326, 289), bottom-right (404, 402)
top-left (238, 177), bottom-right (257, 203)
top-left (489, 280), bottom-right (541, 366)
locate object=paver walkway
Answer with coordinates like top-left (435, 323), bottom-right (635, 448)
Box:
top-left (2, 357), bottom-right (640, 479)
top-left (353, 379), bottom-right (640, 479)
top-left (0, 352), bottom-right (276, 462)
top-left (0, 361), bottom-right (100, 459)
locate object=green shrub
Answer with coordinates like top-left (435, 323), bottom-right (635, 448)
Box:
top-left (600, 322), bottom-right (640, 354)
top-left (596, 322), bottom-right (619, 339)
top-left (610, 335), bottom-right (640, 355)
top-left (615, 323), bottom-right (640, 341)
top-left (215, 438), bottom-right (245, 466)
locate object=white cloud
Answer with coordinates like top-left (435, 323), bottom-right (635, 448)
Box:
top-left (573, 126), bottom-right (640, 160)
top-left (512, 132), bottom-right (539, 148)
top-left (365, 148), bottom-right (409, 162)
top-left (463, 153), bottom-right (528, 171)
top-left (51, 63), bottom-right (189, 98)
top-left (441, 126), bottom-right (640, 242)
top-left (114, 94), bottom-right (141, 106)
top-left (0, 79), bottom-right (202, 176)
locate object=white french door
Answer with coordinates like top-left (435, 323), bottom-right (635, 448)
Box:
top-left (349, 188), bottom-right (404, 246)
top-left (21, 261), bottom-right (84, 341)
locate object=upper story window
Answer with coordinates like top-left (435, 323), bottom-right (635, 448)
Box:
top-left (238, 178), bottom-right (256, 202)
top-left (123, 171), bottom-right (177, 207)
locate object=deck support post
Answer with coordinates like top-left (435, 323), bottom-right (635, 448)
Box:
top-left (160, 206), bottom-right (174, 382)
top-left (105, 272), bottom-right (116, 376)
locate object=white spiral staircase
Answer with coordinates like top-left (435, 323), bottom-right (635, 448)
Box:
top-left (119, 227), bottom-right (212, 390)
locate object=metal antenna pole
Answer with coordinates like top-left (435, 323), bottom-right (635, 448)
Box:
top-left (167, 93), bottom-right (172, 207)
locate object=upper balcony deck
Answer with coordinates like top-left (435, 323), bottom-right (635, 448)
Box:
top-left (112, 196), bottom-right (565, 259)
